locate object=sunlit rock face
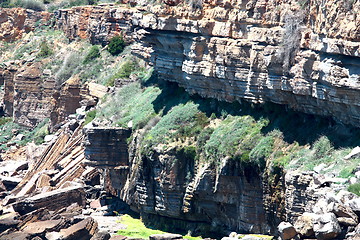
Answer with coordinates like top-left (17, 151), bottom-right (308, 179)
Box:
top-left (55, 1), bottom-right (360, 126)
top-left (0, 8), bottom-right (51, 42)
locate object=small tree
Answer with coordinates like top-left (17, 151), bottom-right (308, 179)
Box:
top-left (107, 35), bottom-right (126, 56)
top-left (38, 40), bottom-right (53, 58)
top-left (83, 45), bottom-right (100, 64)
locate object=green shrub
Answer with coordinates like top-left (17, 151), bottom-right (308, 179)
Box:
top-left (107, 35), bottom-right (126, 56)
top-left (33, 121), bottom-right (49, 145)
top-left (105, 60), bottom-right (137, 86)
top-left (202, 116), bottom-right (269, 166)
top-left (0, 117), bottom-right (12, 127)
top-left (55, 52), bottom-right (82, 85)
top-left (84, 110), bottom-right (97, 125)
top-left (177, 146), bottom-right (196, 161)
top-left (38, 40), bottom-right (53, 58)
top-left (348, 183), bottom-right (360, 196)
top-left (313, 136), bottom-right (333, 159)
top-left (83, 45), bottom-right (100, 64)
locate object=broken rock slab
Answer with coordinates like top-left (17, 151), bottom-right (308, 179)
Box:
top-left (13, 185), bottom-right (86, 215)
top-left (149, 233), bottom-right (183, 240)
top-left (59, 217), bottom-right (98, 240)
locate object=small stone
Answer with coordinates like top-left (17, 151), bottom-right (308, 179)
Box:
top-left (44, 134), bottom-right (56, 142)
top-left (15, 134), bottom-right (24, 141)
top-left (278, 222), bottom-right (297, 240)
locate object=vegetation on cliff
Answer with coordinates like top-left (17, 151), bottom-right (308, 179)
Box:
top-left (92, 60), bottom-right (360, 179)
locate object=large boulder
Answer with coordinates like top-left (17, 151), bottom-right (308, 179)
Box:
top-left (277, 222), bottom-right (297, 240)
top-left (313, 213), bottom-right (341, 240)
top-left (294, 212), bottom-right (315, 237)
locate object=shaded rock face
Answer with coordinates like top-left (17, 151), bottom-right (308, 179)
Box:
top-left (84, 129), bottom-right (270, 235)
top-left (0, 8), bottom-right (52, 42)
top-left (83, 127), bottom-right (131, 168)
top-left (56, 1), bottom-right (360, 126)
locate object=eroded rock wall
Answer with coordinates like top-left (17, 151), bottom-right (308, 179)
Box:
top-left (84, 129), bottom-right (272, 235)
top-left (0, 8), bottom-right (52, 42)
top-left (56, 0), bottom-right (360, 126)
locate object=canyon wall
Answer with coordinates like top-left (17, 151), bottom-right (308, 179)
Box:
top-left (56, 0), bottom-right (360, 127)
top-left (0, 8), bottom-right (52, 42)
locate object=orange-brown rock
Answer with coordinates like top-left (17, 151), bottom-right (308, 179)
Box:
top-left (0, 8), bottom-right (52, 42)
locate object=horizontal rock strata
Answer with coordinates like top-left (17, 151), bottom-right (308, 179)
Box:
top-left (56, 1), bottom-right (360, 126)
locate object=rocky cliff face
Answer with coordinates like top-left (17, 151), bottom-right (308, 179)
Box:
top-left (0, 8), bottom-right (51, 42)
top-left (56, 0), bottom-right (360, 127)
top-left (84, 128), bottom-right (272, 235)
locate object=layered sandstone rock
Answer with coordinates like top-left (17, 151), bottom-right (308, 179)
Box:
top-left (0, 8), bottom-right (51, 42)
top-left (56, 0), bottom-right (360, 126)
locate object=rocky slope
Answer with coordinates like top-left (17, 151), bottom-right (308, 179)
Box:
top-left (56, 0), bottom-right (360, 127)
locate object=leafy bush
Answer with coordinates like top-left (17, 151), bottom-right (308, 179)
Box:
top-left (202, 116), bottom-right (269, 167)
top-left (348, 183), bottom-right (360, 196)
top-left (97, 83), bottom-right (161, 129)
top-left (38, 40), bottom-right (53, 58)
top-left (84, 110), bottom-right (97, 125)
top-left (33, 120), bottom-right (49, 145)
top-left (107, 35), bottom-right (126, 56)
top-left (83, 45), bottom-right (100, 64)
top-left (105, 59), bottom-right (137, 86)
top-left (142, 102), bottom-right (200, 155)
top-left (313, 136), bottom-right (333, 159)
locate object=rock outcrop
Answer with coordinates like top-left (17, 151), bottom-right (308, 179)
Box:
top-left (56, 1), bottom-right (360, 127)
top-left (0, 8), bottom-right (51, 42)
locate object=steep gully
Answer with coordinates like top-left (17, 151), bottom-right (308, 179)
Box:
top-left (0, 0), bottom-right (360, 238)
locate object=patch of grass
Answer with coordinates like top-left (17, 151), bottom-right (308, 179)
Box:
top-left (0, 117), bottom-right (12, 127)
top-left (142, 102), bottom-right (201, 156)
top-left (83, 45), bottom-right (100, 64)
top-left (117, 214), bottom-right (202, 240)
top-left (105, 59), bottom-right (138, 87)
top-left (348, 183), bottom-right (360, 196)
top-left (202, 116), bottom-right (269, 168)
top-left (84, 110), bottom-right (97, 125)
top-left (97, 82), bottom-right (161, 129)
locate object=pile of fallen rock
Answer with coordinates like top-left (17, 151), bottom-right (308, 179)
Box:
top-left (278, 189), bottom-right (360, 240)
top-left (0, 118), bottom-right (115, 239)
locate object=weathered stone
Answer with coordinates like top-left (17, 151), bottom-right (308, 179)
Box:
top-left (22, 219), bottom-right (65, 234)
top-left (149, 233), bottom-right (183, 240)
top-left (59, 217), bottom-right (98, 240)
top-left (277, 222), bottom-right (297, 240)
top-left (337, 217), bottom-right (357, 226)
top-left (90, 230), bottom-right (111, 240)
top-left (0, 231), bottom-right (31, 240)
top-left (0, 212), bottom-right (20, 233)
top-left (313, 213), bottom-right (341, 240)
top-left (13, 186), bottom-right (86, 215)
top-left (328, 202), bottom-right (358, 222)
top-left (294, 212), bottom-right (315, 237)
top-left (83, 127), bottom-right (131, 168)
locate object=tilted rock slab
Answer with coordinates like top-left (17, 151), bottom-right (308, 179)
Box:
top-left (13, 186), bottom-right (86, 215)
